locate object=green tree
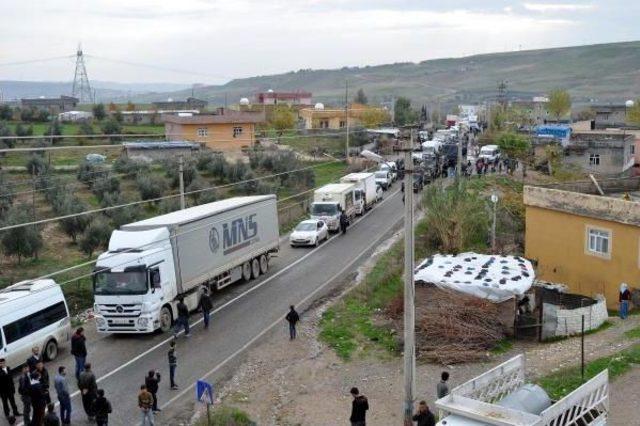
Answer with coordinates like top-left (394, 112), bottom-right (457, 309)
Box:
top-left (92, 103), bottom-right (107, 121)
top-left (15, 123), bottom-right (34, 137)
top-left (0, 172), bottom-right (14, 219)
top-left (1, 208), bottom-right (43, 263)
top-left (101, 119), bottom-right (123, 142)
top-left (25, 155), bottom-right (48, 176)
top-left (136, 174), bottom-right (168, 200)
top-left (627, 100), bottom-right (640, 126)
top-left (126, 101), bottom-right (136, 111)
top-left (360, 108), bottom-right (390, 128)
top-left (45, 119), bottom-right (62, 138)
top-left (92, 175), bottom-right (121, 202)
top-left (394, 97), bottom-right (418, 126)
top-left (547, 89), bottom-right (571, 121)
top-left (270, 105), bottom-right (296, 133)
top-left (0, 105), bottom-right (13, 120)
top-left (79, 218), bottom-right (111, 257)
top-left (495, 132), bottom-right (532, 177)
top-left (57, 196), bottom-right (90, 243)
top-left (0, 122), bottom-right (15, 148)
top-left (354, 89), bottom-right (368, 105)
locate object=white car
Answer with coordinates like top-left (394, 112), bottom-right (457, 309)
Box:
top-left (290, 219), bottom-right (329, 247)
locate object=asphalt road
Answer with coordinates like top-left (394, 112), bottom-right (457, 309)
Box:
top-left (5, 184), bottom-right (412, 426)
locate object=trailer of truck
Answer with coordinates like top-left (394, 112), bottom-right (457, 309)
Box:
top-left (339, 172), bottom-right (377, 214)
top-left (92, 195), bottom-right (280, 334)
top-left (310, 183), bottom-right (357, 231)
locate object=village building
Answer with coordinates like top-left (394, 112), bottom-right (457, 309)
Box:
top-left (299, 103), bottom-right (386, 130)
top-left (524, 177), bottom-right (640, 308)
top-left (591, 103), bottom-right (630, 129)
top-left (511, 96), bottom-right (550, 124)
top-left (255, 91), bottom-right (312, 106)
top-left (21, 95), bottom-right (78, 113)
top-left (152, 97), bottom-right (208, 111)
top-left (164, 108), bottom-right (265, 152)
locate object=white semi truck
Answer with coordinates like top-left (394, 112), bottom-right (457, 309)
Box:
top-left (436, 354), bottom-right (609, 426)
top-left (340, 172), bottom-right (377, 215)
top-left (310, 183), bottom-right (357, 232)
top-left (92, 195), bottom-right (280, 334)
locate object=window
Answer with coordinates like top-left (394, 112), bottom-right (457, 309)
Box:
top-left (233, 126), bottom-right (243, 138)
top-left (319, 120), bottom-right (329, 129)
top-left (3, 301), bottom-right (67, 345)
top-left (339, 120), bottom-right (346, 128)
top-left (197, 127), bottom-right (208, 137)
top-left (586, 227), bottom-right (611, 257)
top-left (631, 145), bottom-right (636, 155)
top-left (589, 153), bottom-right (600, 166)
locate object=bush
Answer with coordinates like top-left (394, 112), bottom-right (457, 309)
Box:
top-left (136, 174), bottom-right (168, 201)
top-left (0, 172), bottom-right (15, 219)
top-left (164, 158), bottom-right (197, 189)
top-left (0, 208), bottom-right (43, 264)
top-left (194, 406), bottom-right (253, 426)
top-left (101, 119), bottom-right (122, 143)
top-left (45, 119), bottom-right (62, 138)
top-left (100, 192), bottom-right (139, 228)
top-left (0, 122), bottom-right (15, 149)
top-left (113, 156), bottom-right (150, 177)
top-left (77, 161), bottom-right (108, 186)
top-left (227, 160), bottom-right (249, 183)
top-left (92, 103), bottom-right (106, 121)
top-left (15, 123), bottom-right (34, 137)
top-left (26, 155), bottom-right (48, 176)
top-left (195, 151), bottom-right (216, 171)
top-left (158, 197), bottom-right (181, 214)
top-left (186, 178), bottom-right (211, 204)
top-left (206, 155), bottom-right (230, 180)
top-left (57, 197), bottom-right (90, 243)
top-left (92, 175), bottom-right (120, 202)
top-left (0, 104), bottom-right (13, 121)
top-left (79, 218), bottom-right (111, 257)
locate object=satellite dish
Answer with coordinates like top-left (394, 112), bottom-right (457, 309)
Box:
top-left (314, 102), bottom-right (325, 110)
top-left (167, 98), bottom-right (173, 102)
top-left (625, 100), bottom-right (635, 108)
top-left (239, 97), bottom-right (250, 105)
top-left (267, 89), bottom-right (274, 93)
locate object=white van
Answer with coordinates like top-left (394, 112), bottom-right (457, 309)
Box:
top-left (479, 144), bottom-right (501, 162)
top-left (0, 279), bottom-right (71, 367)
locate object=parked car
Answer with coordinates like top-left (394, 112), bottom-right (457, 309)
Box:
top-left (374, 170), bottom-right (392, 190)
top-left (290, 219), bottom-right (329, 247)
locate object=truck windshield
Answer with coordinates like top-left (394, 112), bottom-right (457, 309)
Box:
top-left (295, 222), bottom-right (317, 231)
top-left (311, 203), bottom-right (337, 216)
top-left (375, 172), bottom-right (388, 179)
top-left (93, 271), bottom-right (148, 295)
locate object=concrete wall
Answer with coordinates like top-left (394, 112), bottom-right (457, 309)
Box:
top-left (542, 297), bottom-right (608, 339)
top-left (165, 122), bottom-right (256, 152)
top-left (525, 204), bottom-right (640, 308)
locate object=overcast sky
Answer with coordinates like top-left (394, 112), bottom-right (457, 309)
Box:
top-left (1, 0), bottom-right (639, 85)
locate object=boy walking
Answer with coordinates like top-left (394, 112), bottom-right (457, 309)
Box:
top-left (138, 384), bottom-right (155, 426)
top-left (285, 305), bottom-right (300, 340)
top-left (168, 341), bottom-right (178, 390)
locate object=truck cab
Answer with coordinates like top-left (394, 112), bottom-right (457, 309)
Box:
top-left (311, 183), bottom-right (357, 231)
top-left (479, 144), bottom-right (501, 163)
top-left (93, 228), bottom-right (179, 333)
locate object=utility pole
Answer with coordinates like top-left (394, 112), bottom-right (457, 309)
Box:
top-left (345, 80), bottom-right (350, 163)
top-left (402, 130), bottom-right (416, 425)
top-left (491, 193), bottom-right (498, 253)
top-left (178, 156), bottom-right (186, 210)
top-left (456, 127), bottom-right (463, 180)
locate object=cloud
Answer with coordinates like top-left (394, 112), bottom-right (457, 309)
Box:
top-left (523, 3), bottom-right (595, 12)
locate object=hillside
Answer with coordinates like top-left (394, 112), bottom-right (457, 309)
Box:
top-left (141, 41), bottom-right (640, 108)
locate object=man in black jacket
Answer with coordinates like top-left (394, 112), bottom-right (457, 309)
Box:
top-left (144, 370), bottom-right (161, 412)
top-left (0, 358), bottom-right (20, 418)
top-left (35, 361), bottom-right (51, 404)
top-left (78, 363), bottom-right (98, 422)
top-left (173, 297), bottom-right (190, 338)
top-left (349, 387), bottom-right (369, 426)
top-left (412, 401), bottom-right (435, 426)
top-left (92, 389), bottom-right (112, 426)
top-left (30, 371), bottom-right (47, 426)
top-left (71, 327), bottom-right (88, 382)
top-left (199, 288), bottom-right (213, 329)
top-left (285, 306), bottom-right (300, 340)
top-left (26, 347), bottom-right (41, 373)
top-left (17, 365), bottom-right (31, 425)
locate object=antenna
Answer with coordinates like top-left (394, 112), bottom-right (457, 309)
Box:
top-left (72, 44), bottom-right (94, 104)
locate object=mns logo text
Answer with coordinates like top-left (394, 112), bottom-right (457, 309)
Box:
top-left (222, 214), bottom-right (258, 252)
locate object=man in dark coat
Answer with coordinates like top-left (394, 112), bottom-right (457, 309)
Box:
top-left (340, 212), bottom-right (349, 235)
top-left (35, 362), bottom-right (50, 404)
top-left (30, 371), bottom-right (47, 426)
top-left (199, 288), bottom-right (213, 329)
top-left (412, 401), bottom-right (436, 426)
top-left (70, 327), bottom-right (88, 382)
top-left (174, 297), bottom-right (190, 338)
top-left (349, 387), bottom-right (369, 426)
top-left (26, 347), bottom-right (42, 373)
top-left (144, 370), bottom-right (161, 412)
top-left (285, 305), bottom-right (300, 340)
top-left (92, 389), bottom-right (112, 426)
top-left (0, 358), bottom-right (20, 418)
top-left (78, 363), bottom-right (98, 422)
top-left (18, 365), bottom-right (31, 425)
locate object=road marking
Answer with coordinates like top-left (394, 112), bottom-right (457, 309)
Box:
top-left (156, 206), bottom-right (404, 417)
top-left (13, 187), bottom-right (402, 426)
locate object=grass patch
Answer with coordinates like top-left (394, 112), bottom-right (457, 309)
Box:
top-left (313, 161), bottom-right (348, 187)
top-left (624, 326), bottom-right (640, 339)
top-left (542, 321), bottom-right (614, 343)
top-left (490, 338), bottom-right (514, 355)
top-left (537, 343), bottom-right (640, 400)
top-left (194, 405), bottom-right (254, 426)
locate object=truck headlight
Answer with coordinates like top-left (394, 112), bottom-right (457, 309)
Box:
top-left (96, 318), bottom-right (106, 328)
top-left (138, 317), bottom-right (149, 328)
top-left (93, 303), bottom-right (100, 314)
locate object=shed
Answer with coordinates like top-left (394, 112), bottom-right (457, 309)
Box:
top-left (122, 141), bottom-right (200, 161)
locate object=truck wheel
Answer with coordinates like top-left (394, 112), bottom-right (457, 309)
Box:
top-left (242, 262), bottom-right (252, 281)
top-left (251, 258), bottom-right (261, 279)
top-left (259, 255), bottom-right (269, 274)
top-left (160, 306), bottom-right (173, 333)
top-left (44, 339), bottom-right (58, 361)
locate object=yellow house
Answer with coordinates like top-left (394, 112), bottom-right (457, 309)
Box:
top-left (164, 109), bottom-right (265, 152)
top-left (524, 177), bottom-right (640, 308)
top-left (299, 103), bottom-right (387, 130)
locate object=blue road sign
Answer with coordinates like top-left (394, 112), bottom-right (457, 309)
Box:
top-left (196, 379), bottom-right (214, 405)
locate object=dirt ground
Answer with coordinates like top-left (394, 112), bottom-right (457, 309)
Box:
top-left (193, 242), bottom-right (640, 426)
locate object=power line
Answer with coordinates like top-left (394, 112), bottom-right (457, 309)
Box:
top-left (0, 55), bottom-right (75, 67)
top-left (0, 161), bottom-right (341, 233)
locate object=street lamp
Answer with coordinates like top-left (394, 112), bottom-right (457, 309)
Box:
top-left (490, 193), bottom-right (499, 253)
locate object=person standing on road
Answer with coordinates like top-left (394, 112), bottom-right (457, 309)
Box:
top-left (349, 387), bottom-right (369, 426)
top-left (340, 211), bottom-right (349, 235)
top-left (138, 384), bottom-right (155, 426)
top-left (27, 347), bottom-right (42, 373)
top-left (0, 358), bottom-right (21, 419)
top-left (70, 327), bottom-right (88, 382)
top-left (53, 366), bottom-right (71, 426)
top-left (412, 400), bottom-right (436, 426)
top-left (78, 363), bottom-right (98, 422)
top-left (43, 403), bottom-right (60, 426)
top-left (144, 370), bottom-right (161, 413)
top-left (29, 371), bottom-right (46, 426)
top-left (35, 362), bottom-right (50, 404)
top-left (199, 288), bottom-right (213, 329)
top-left (18, 365), bottom-right (32, 425)
top-left (92, 389), bottom-right (112, 426)
top-left (174, 297), bottom-right (190, 338)
top-left (285, 305), bottom-right (300, 340)
top-left (168, 341), bottom-right (178, 390)
top-left (436, 371), bottom-right (450, 399)
top-left (619, 283), bottom-right (631, 319)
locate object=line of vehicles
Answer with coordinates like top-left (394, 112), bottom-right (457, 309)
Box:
top-left (0, 163), bottom-right (406, 361)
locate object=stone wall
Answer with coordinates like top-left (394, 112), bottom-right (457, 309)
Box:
top-left (542, 296), bottom-right (608, 339)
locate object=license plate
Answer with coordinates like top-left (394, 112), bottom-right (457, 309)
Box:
top-left (110, 318), bottom-right (130, 324)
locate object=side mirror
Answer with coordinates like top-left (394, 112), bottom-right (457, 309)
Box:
top-left (151, 270), bottom-right (161, 288)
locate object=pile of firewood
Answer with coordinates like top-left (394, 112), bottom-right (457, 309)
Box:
top-left (390, 287), bottom-right (506, 364)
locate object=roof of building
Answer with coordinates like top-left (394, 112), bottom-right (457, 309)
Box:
top-left (257, 91), bottom-right (312, 99)
top-left (123, 141), bottom-right (200, 150)
top-left (163, 109), bottom-right (265, 125)
top-left (21, 95), bottom-right (78, 104)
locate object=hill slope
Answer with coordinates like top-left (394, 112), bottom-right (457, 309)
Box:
top-left (145, 41), bottom-right (640, 108)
